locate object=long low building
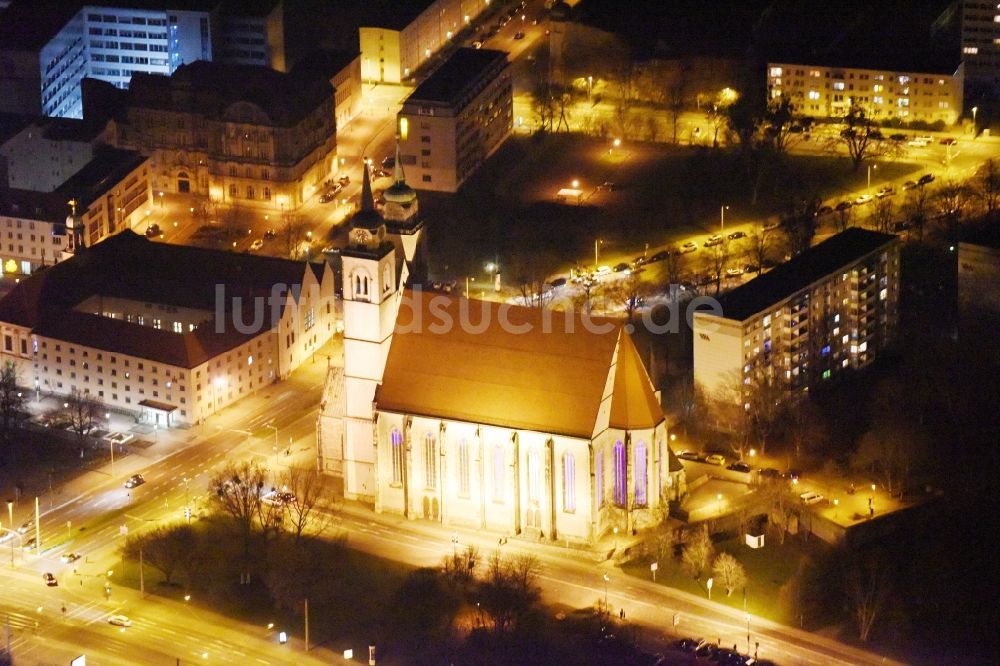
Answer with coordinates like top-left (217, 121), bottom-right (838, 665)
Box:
top-left (767, 61), bottom-right (964, 126)
top-left (0, 231), bottom-right (336, 426)
top-left (693, 229), bottom-right (900, 421)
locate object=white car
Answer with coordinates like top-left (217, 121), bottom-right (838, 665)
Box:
top-left (799, 491), bottom-right (825, 505)
top-left (854, 194), bottom-right (873, 205)
top-left (250, 239), bottom-right (264, 251)
top-left (60, 552), bottom-right (81, 563)
top-left (108, 615), bottom-right (132, 627)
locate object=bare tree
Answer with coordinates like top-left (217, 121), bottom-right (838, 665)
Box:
top-left (283, 213), bottom-right (309, 259)
top-left (479, 552), bottom-right (541, 635)
top-left (785, 398), bottom-right (828, 461)
top-left (851, 420), bottom-right (927, 497)
top-left (0, 361), bottom-right (24, 464)
top-left (828, 104), bottom-right (888, 171)
top-left (844, 549), bottom-right (892, 642)
top-left (663, 249), bottom-right (686, 286)
top-left (746, 227), bottom-right (771, 274)
top-left (903, 184), bottom-right (931, 242)
top-left (279, 466), bottom-right (335, 542)
top-left (780, 195), bottom-right (822, 256)
top-left (712, 552), bottom-right (747, 596)
top-left (763, 97), bottom-right (800, 155)
top-left (602, 270), bottom-right (647, 322)
top-left (870, 196), bottom-right (894, 233)
top-left (441, 544), bottom-right (479, 588)
top-left (763, 485), bottom-right (792, 544)
top-left (707, 241), bottom-right (730, 295)
top-left (934, 179), bottom-right (972, 243)
top-left (666, 66), bottom-right (688, 144)
top-left (210, 461), bottom-right (272, 584)
top-left (974, 158), bottom-right (1000, 220)
top-left (681, 524), bottom-right (714, 579)
top-left (65, 388), bottom-right (102, 456)
top-left (833, 205), bottom-right (853, 232)
top-left (122, 524), bottom-right (197, 586)
top-left (746, 369), bottom-right (784, 456)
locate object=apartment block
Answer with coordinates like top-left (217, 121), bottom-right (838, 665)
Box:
top-left (397, 48), bottom-right (511, 192)
top-left (0, 189), bottom-right (70, 277)
top-left (767, 61), bottom-right (964, 126)
top-left (693, 229), bottom-right (901, 415)
top-left (0, 0), bottom-right (285, 119)
top-left (960, 0), bottom-right (1000, 98)
top-left (359, 0), bottom-right (492, 84)
top-left (0, 230), bottom-right (337, 426)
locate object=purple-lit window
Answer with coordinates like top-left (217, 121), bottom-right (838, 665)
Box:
top-left (635, 441), bottom-right (647, 507)
top-left (390, 428), bottom-right (403, 486)
top-left (424, 433), bottom-right (436, 489)
top-left (613, 440), bottom-right (626, 506)
top-left (563, 452), bottom-right (575, 512)
top-left (457, 439), bottom-right (470, 497)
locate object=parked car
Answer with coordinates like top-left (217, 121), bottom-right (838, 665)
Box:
top-left (759, 467), bottom-right (781, 479)
top-left (60, 552), bottom-right (81, 563)
top-left (727, 461), bottom-right (752, 473)
top-left (918, 173), bottom-right (936, 185)
top-left (799, 491), bottom-right (825, 505)
top-left (854, 194), bottom-right (874, 205)
top-left (816, 205), bottom-right (833, 216)
top-left (703, 234), bottom-right (723, 247)
top-left (614, 262), bottom-right (631, 273)
top-left (902, 180), bottom-right (917, 190)
top-left (598, 181), bottom-right (618, 191)
top-left (632, 256), bottom-right (647, 266)
top-left (549, 277), bottom-right (567, 288)
top-left (319, 192), bottom-right (336, 203)
top-left (249, 239), bottom-right (264, 251)
top-left (940, 137), bottom-right (957, 146)
top-left (907, 138), bottom-right (929, 147)
top-left (676, 451), bottom-right (702, 462)
top-left (674, 638), bottom-right (703, 653)
top-left (17, 520), bottom-right (32, 534)
top-left (725, 267), bottom-right (743, 277)
top-left (107, 615), bottom-right (132, 627)
top-left (889, 133), bottom-right (907, 142)
top-left (263, 229), bottom-right (276, 240)
top-left (892, 220), bottom-right (911, 232)
top-left (23, 537), bottom-right (36, 551)
top-left (337, 174), bottom-right (350, 185)
top-left (595, 265), bottom-right (612, 276)
top-left (124, 473), bottom-right (145, 489)
top-left (834, 201), bottom-right (853, 211)
top-left (648, 250), bottom-right (670, 263)
top-left (727, 231), bottom-right (746, 240)
top-left (705, 454), bottom-right (726, 466)
top-left (43, 573), bottom-right (58, 587)
top-left (144, 224), bottom-right (162, 238)
top-left (472, 40), bottom-right (483, 49)
top-left (680, 242), bottom-right (698, 253)
top-left (876, 186), bottom-right (895, 198)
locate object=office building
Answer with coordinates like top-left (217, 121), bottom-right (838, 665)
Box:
top-left (397, 48), bottom-right (511, 192)
top-left (0, 0), bottom-right (285, 119)
top-left (960, 0), bottom-right (1000, 99)
top-left (111, 59), bottom-right (336, 210)
top-left (0, 230), bottom-right (336, 426)
top-left (693, 229), bottom-right (900, 416)
top-left (767, 61), bottom-right (964, 126)
top-left (359, 0), bottom-right (492, 84)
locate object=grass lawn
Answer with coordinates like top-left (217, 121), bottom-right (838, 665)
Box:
top-left (622, 532), bottom-right (825, 626)
top-left (420, 133), bottom-right (924, 281)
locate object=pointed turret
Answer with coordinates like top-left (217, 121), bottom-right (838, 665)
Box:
top-left (350, 160), bottom-right (385, 231)
top-left (384, 135), bottom-right (417, 211)
top-left (392, 139), bottom-right (405, 185)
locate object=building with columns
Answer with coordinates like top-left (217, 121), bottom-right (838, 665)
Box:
top-left (318, 165), bottom-right (684, 544)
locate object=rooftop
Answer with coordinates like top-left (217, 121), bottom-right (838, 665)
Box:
top-left (406, 48), bottom-right (508, 107)
top-left (0, 231), bottom-right (325, 367)
top-left (55, 147), bottom-right (147, 209)
top-left (353, 0), bottom-right (436, 32)
top-left (376, 291), bottom-right (663, 439)
top-left (126, 60), bottom-right (333, 126)
top-left (963, 222), bottom-right (1000, 250)
top-left (0, 188), bottom-right (69, 224)
top-left (713, 228), bottom-right (898, 322)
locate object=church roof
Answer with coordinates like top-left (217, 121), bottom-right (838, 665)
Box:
top-left (609, 329), bottom-right (663, 431)
top-left (376, 292), bottom-right (663, 438)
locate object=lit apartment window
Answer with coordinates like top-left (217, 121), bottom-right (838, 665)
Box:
top-left (808, 90), bottom-right (820, 100)
top-left (809, 69), bottom-right (821, 77)
top-left (939, 101), bottom-right (949, 109)
top-left (874, 96), bottom-right (883, 104)
top-left (873, 84), bottom-right (883, 92)
top-left (833, 82), bottom-right (845, 91)
top-left (769, 67), bottom-right (782, 77)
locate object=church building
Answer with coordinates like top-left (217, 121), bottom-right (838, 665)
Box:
top-left (318, 147), bottom-right (684, 545)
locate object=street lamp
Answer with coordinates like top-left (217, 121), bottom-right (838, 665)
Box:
top-left (746, 613), bottom-right (752, 653)
top-left (720, 205), bottom-right (729, 230)
top-left (158, 191), bottom-right (164, 208)
top-left (706, 576), bottom-right (713, 600)
top-left (867, 163), bottom-right (877, 191)
top-left (602, 573), bottom-right (610, 614)
top-left (587, 75), bottom-right (593, 103)
top-left (571, 179), bottom-right (580, 189)
top-left (594, 238), bottom-right (602, 270)
top-left (716, 493), bottom-right (723, 516)
top-left (972, 106), bottom-right (978, 136)
top-left (106, 412), bottom-right (114, 474)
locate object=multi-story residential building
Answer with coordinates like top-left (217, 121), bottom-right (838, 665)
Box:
top-left (111, 59), bottom-right (336, 210)
top-left (693, 229), bottom-right (900, 417)
top-left (294, 49), bottom-right (362, 133)
top-left (0, 116), bottom-right (105, 191)
top-left (0, 189), bottom-right (70, 277)
top-left (397, 48), bottom-right (511, 192)
top-left (958, 224), bottom-right (1000, 326)
top-left (767, 61), bottom-right (964, 126)
top-left (0, 230), bottom-right (336, 426)
top-left (0, 0), bottom-right (286, 119)
top-left (359, 0), bottom-right (493, 84)
top-left (960, 0), bottom-right (1000, 99)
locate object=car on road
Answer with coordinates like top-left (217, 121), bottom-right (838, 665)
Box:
top-left (902, 180), bottom-right (917, 190)
top-left (549, 277), bottom-right (567, 288)
top-left (759, 467), bottom-right (781, 479)
top-left (907, 138), bottom-right (929, 147)
top-left (263, 229), bottom-right (276, 240)
top-left (472, 40), bottom-right (483, 49)
top-left (816, 205), bottom-right (832, 216)
top-left (674, 638), bottom-right (702, 653)
top-left (876, 186), bottom-right (895, 198)
top-left (595, 265), bottom-right (612, 276)
top-left (834, 201), bottom-right (853, 211)
top-left (261, 490), bottom-right (297, 507)
top-left (319, 192), bottom-right (336, 203)
top-left (337, 174), bottom-right (350, 185)
top-left (249, 239), bottom-right (264, 251)
top-left (725, 267), bottom-right (743, 277)
top-left (108, 615), bottom-right (132, 627)
top-left (513, 31), bottom-right (525, 39)
top-left (17, 520), bottom-right (32, 534)
top-left (60, 552), bottom-right (81, 563)
top-left (705, 454), bottom-right (726, 466)
top-left (680, 241), bottom-right (698, 253)
top-left (144, 224), bottom-right (162, 238)
top-left (799, 491), bottom-right (825, 505)
top-left (632, 256), bottom-right (647, 266)
top-left (726, 461), bottom-right (752, 473)
top-left (598, 181), bottom-right (618, 191)
top-left (703, 234), bottom-right (724, 247)
top-left (727, 231), bottom-right (746, 240)
top-left (940, 137), bottom-right (957, 145)
top-left (614, 262), bottom-right (631, 273)
top-left (854, 194), bottom-right (874, 205)
top-left (23, 537), bottom-right (36, 551)
top-left (918, 173), bottom-right (936, 185)
top-left (43, 573), bottom-right (58, 587)
top-left (889, 133), bottom-right (907, 142)
top-left (786, 469), bottom-right (802, 481)
top-left (647, 250), bottom-right (669, 263)
top-left (124, 473), bottom-right (145, 489)
top-left (676, 450), bottom-right (702, 462)
top-left (743, 263), bottom-right (759, 274)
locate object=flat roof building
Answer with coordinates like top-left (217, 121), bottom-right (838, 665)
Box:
top-left (768, 61), bottom-right (964, 126)
top-left (0, 230), bottom-right (336, 426)
top-left (693, 229), bottom-right (900, 423)
top-left (397, 47), bottom-right (511, 192)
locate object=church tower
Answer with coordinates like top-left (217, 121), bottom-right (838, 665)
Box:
top-left (380, 138), bottom-right (427, 284)
top-left (340, 213), bottom-right (399, 500)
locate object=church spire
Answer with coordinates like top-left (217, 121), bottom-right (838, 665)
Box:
top-left (392, 135), bottom-right (405, 184)
top-left (360, 160), bottom-right (375, 212)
